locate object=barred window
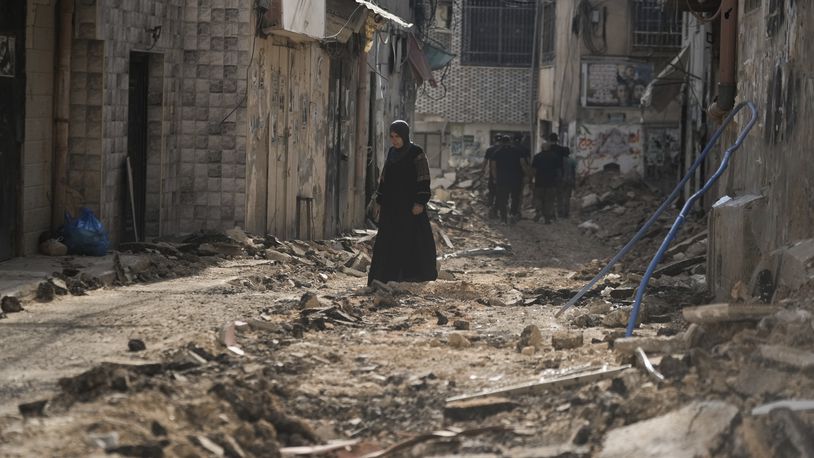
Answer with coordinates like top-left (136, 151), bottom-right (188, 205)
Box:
top-left (461, 0), bottom-right (536, 67)
top-left (632, 0), bottom-right (683, 49)
top-left (541, 1), bottom-right (555, 64)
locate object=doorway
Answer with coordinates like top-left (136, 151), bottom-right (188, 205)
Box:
top-left (124, 52), bottom-right (149, 242)
top-left (0, 0), bottom-right (25, 260)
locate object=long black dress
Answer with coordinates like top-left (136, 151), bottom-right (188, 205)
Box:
top-left (367, 144), bottom-right (438, 286)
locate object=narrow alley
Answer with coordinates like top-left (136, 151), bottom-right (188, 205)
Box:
top-left (2, 0), bottom-right (814, 457)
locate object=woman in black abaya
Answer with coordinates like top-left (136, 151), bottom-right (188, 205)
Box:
top-left (367, 120), bottom-right (438, 286)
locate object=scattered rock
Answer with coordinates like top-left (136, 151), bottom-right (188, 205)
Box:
top-left (599, 401), bottom-right (738, 458)
top-left (448, 333), bottom-right (472, 349)
top-left (436, 311), bottom-right (449, 325)
top-left (444, 396), bottom-right (518, 421)
top-left (453, 320), bottom-right (470, 330)
top-left (340, 266), bottom-right (367, 278)
top-left (578, 221), bottom-right (601, 233)
top-left (521, 346), bottom-right (536, 356)
top-left (128, 339), bottom-right (146, 352)
top-left (581, 193), bottom-right (600, 209)
top-left (516, 325), bottom-right (543, 352)
top-left (36, 281), bottom-right (56, 302)
top-left (552, 331), bottom-right (583, 350)
top-left (1, 296), bottom-right (23, 313)
top-left (658, 355), bottom-right (688, 380)
top-left (198, 243), bottom-right (244, 257)
top-left (40, 239), bottom-right (68, 256)
top-left (345, 252), bottom-right (371, 272)
top-left (265, 249), bottom-right (293, 262)
top-left (225, 226), bottom-right (252, 246)
top-left (192, 435), bottom-right (225, 457)
top-left (151, 421), bottom-right (168, 437)
top-left (602, 308), bottom-right (630, 328)
top-left (373, 292), bottom-right (398, 308)
top-left (18, 399), bottom-right (48, 417)
top-left (299, 292), bottom-right (329, 310)
top-left (759, 344), bottom-right (814, 371)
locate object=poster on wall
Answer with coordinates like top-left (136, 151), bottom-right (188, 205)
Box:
top-left (575, 124), bottom-right (643, 176)
top-left (0, 36), bottom-right (15, 77)
top-left (582, 61), bottom-right (654, 108)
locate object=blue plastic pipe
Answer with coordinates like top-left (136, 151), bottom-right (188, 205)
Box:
top-left (625, 101), bottom-right (758, 336)
top-left (556, 101), bottom-right (758, 318)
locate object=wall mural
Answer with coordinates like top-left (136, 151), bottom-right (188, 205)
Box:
top-left (583, 61), bottom-right (654, 107)
top-left (575, 124), bottom-right (643, 176)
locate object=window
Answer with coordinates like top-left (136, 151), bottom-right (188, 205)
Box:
top-left (461, 0), bottom-right (536, 67)
top-left (541, 1), bottom-right (556, 64)
top-left (414, 132), bottom-right (443, 168)
top-left (632, 0), bottom-right (683, 49)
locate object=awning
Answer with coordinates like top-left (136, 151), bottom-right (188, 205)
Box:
top-left (641, 46), bottom-right (689, 111)
top-left (355, 0), bottom-right (413, 29)
top-left (407, 33), bottom-right (437, 88)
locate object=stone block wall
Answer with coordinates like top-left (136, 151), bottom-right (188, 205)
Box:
top-left (415, 1), bottom-right (532, 126)
top-left (22, 0), bottom-right (56, 254)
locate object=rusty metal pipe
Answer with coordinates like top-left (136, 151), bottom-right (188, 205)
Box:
top-left (708, 0), bottom-right (737, 118)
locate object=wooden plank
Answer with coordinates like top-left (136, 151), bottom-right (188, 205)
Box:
top-left (682, 303), bottom-right (780, 324)
top-left (285, 46), bottom-right (301, 239)
top-left (666, 229), bottom-right (709, 254)
top-left (653, 255), bottom-right (705, 277)
top-left (445, 365), bottom-right (630, 403)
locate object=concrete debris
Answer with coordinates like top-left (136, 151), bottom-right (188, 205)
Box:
top-left (373, 292), bottom-right (398, 308)
top-left (435, 310), bottom-right (448, 325)
top-left (224, 226), bottom-right (252, 246)
top-left (578, 221), bottom-right (600, 232)
top-left (456, 179), bottom-right (474, 189)
top-left (198, 242), bottom-right (244, 257)
top-left (265, 249), bottom-right (294, 263)
top-left (769, 408), bottom-right (814, 457)
top-left (40, 239), bottom-right (68, 256)
top-left (127, 339), bottom-right (146, 352)
top-left (453, 319), bottom-right (470, 330)
top-left (299, 292), bottom-right (330, 310)
top-left (551, 331), bottom-right (583, 350)
top-left (759, 344), bottom-right (814, 370)
top-left (340, 266), bottom-right (367, 278)
top-left (516, 325), bottom-right (544, 352)
top-left (447, 333), bottom-right (472, 349)
top-left (1, 296), bottom-right (23, 313)
top-left (345, 252), bottom-right (371, 272)
top-left (682, 303), bottom-right (780, 324)
top-left (599, 401), bottom-right (738, 458)
top-left (581, 193), bottom-right (600, 209)
top-left (444, 396), bottom-right (518, 421)
top-left (36, 281), bottom-right (56, 302)
top-left (613, 334), bottom-right (689, 355)
top-left (192, 435), bottom-right (225, 457)
top-left (751, 399), bottom-right (814, 416)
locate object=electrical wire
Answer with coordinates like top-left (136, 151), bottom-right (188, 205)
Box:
top-left (221, 10), bottom-right (261, 125)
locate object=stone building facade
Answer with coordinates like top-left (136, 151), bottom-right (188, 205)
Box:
top-left (6, 0), bottom-right (421, 257)
top-left (414, 0), bottom-right (536, 171)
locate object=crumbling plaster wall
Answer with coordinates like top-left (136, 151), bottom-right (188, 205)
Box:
top-left (710, 0), bottom-right (814, 299)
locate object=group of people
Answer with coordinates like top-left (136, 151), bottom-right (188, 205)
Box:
top-left (485, 132), bottom-right (576, 224)
top-left (365, 120), bottom-right (579, 288)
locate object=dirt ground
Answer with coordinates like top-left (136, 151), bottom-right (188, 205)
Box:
top-left (1, 171), bottom-right (812, 457)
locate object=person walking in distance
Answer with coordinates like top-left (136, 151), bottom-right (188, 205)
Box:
top-left (531, 135), bottom-right (563, 224)
top-left (367, 120), bottom-right (438, 286)
top-left (491, 135), bottom-right (524, 224)
top-left (483, 134), bottom-right (503, 219)
top-left (512, 133), bottom-right (532, 220)
top-left (558, 140), bottom-right (577, 218)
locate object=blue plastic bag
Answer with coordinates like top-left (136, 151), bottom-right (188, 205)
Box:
top-left (62, 208), bottom-right (110, 256)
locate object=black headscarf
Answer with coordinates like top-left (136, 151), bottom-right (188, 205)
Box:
top-left (387, 120), bottom-right (412, 162)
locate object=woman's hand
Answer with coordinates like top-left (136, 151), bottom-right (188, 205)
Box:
top-left (411, 203), bottom-right (424, 216)
top-left (372, 202), bottom-right (381, 221)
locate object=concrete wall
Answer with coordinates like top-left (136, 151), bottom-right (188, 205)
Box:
top-left (708, 1), bottom-right (814, 300)
top-left (538, 0), bottom-right (682, 179)
top-left (22, 0), bottom-right (56, 255)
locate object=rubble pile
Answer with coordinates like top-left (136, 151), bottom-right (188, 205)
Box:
top-left (1, 168), bottom-right (812, 457)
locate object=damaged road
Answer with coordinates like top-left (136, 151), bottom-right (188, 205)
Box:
top-left (1, 169), bottom-right (813, 457)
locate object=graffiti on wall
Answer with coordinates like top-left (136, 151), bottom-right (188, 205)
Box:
top-left (583, 62), bottom-right (653, 107)
top-left (575, 124), bottom-right (643, 176)
top-left (449, 135), bottom-right (481, 157)
top-left (644, 126), bottom-right (680, 185)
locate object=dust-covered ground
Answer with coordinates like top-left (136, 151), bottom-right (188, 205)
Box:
top-left (1, 170), bottom-right (812, 457)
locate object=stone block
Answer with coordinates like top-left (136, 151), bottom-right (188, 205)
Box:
top-left (599, 401), bottom-right (738, 458)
